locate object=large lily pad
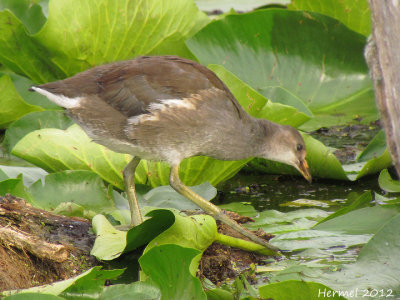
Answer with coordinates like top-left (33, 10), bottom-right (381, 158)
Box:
top-left (2, 267), bottom-right (123, 297)
top-left (259, 280), bottom-right (346, 300)
top-left (209, 64), bottom-right (310, 127)
top-left (0, 74), bottom-right (43, 128)
top-left (0, 0), bottom-right (209, 83)
top-left (3, 110), bottom-right (72, 152)
top-left (187, 9), bottom-right (378, 131)
top-left (139, 244), bottom-right (207, 300)
top-left (11, 125), bottom-right (130, 189)
top-left (0, 71), bottom-right (62, 130)
top-left (317, 212), bottom-right (400, 295)
top-left (289, 0), bottom-right (371, 37)
top-left (100, 282), bottom-right (161, 300)
top-left (28, 170), bottom-right (115, 212)
top-left (0, 8), bottom-right (62, 83)
top-left (0, 0), bottom-right (47, 34)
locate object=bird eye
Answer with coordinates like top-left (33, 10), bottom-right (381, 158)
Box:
top-left (296, 144), bottom-right (303, 151)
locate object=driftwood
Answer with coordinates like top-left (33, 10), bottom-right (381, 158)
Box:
top-left (0, 194), bottom-right (97, 292)
top-left (367, 0), bottom-right (400, 177)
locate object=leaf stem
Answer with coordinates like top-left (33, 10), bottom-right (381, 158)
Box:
top-left (214, 233), bottom-right (282, 256)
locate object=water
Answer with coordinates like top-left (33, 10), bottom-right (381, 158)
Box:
top-left (216, 173), bottom-right (383, 213)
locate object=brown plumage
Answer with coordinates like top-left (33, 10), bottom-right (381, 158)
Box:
top-left (30, 55), bottom-right (311, 252)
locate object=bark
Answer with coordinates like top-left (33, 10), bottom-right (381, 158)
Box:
top-left (0, 194), bottom-right (97, 291)
top-left (367, 0), bottom-right (400, 176)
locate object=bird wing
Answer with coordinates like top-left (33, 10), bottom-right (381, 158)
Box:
top-left (37, 56), bottom-right (245, 119)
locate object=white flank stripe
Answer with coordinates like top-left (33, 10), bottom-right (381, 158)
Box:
top-left (31, 86), bottom-right (81, 109)
top-left (148, 98), bottom-right (195, 111)
top-left (128, 98), bottom-right (195, 126)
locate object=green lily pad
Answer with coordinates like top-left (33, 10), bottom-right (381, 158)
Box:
top-left (3, 110), bottom-right (73, 152)
top-left (205, 287), bottom-right (235, 300)
top-left (208, 64), bottom-right (310, 127)
top-left (0, 0), bottom-right (209, 83)
top-left (289, 0), bottom-right (371, 37)
top-left (60, 268), bottom-right (124, 299)
top-left (0, 169), bottom-right (120, 219)
top-left (218, 202), bottom-right (258, 218)
top-left (100, 282), bottom-right (161, 300)
top-left (357, 130), bottom-right (386, 162)
top-left (2, 267), bottom-right (123, 297)
top-left (259, 280), bottom-right (346, 300)
top-left (0, 74), bottom-right (43, 128)
top-left (0, 9), bottom-right (62, 83)
top-left (0, 165), bottom-right (47, 187)
top-left (124, 209), bottom-right (177, 253)
top-left (11, 125), bottom-right (130, 189)
top-left (0, 168), bottom-right (8, 182)
top-left (35, 0), bottom-right (209, 78)
top-left (91, 215), bottom-right (128, 261)
top-left (187, 9), bottom-right (377, 131)
top-left (318, 214), bottom-right (400, 295)
top-left (142, 156), bottom-right (252, 187)
top-left (378, 169), bottom-right (400, 193)
top-left (272, 229), bottom-right (371, 252)
top-left (340, 130), bottom-right (392, 180)
top-left (28, 170), bottom-right (115, 212)
top-left (315, 191), bottom-right (372, 225)
top-left (245, 208), bottom-right (329, 235)
top-left (0, 177), bottom-right (33, 202)
top-left (314, 205), bottom-right (400, 235)
top-left (4, 293), bottom-right (64, 300)
top-left (91, 209), bottom-right (213, 261)
top-left (344, 149), bottom-right (392, 181)
top-left (0, 0), bottom-right (47, 34)
top-left (143, 211), bottom-right (217, 275)
top-left (91, 209), bottom-right (175, 261)
top-left (53, 202), bottom-right (96, 219)
top-left (139, 244), bottom-right (207, 300)
top-left (141, 182), bottom-right (217, 211)
top-left (144, 212), bottom-right (217, 254)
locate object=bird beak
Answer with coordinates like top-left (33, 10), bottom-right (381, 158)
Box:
top-left (297, 159), bottom-right (312, 183)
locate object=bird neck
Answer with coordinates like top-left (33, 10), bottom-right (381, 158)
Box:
top-left (210, 116), bottom-right (278, 161)
top-left (244, 117), bottom-right (280, 158)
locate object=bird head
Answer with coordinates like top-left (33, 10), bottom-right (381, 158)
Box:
top-left (262, 124), bottom-right (312, 183)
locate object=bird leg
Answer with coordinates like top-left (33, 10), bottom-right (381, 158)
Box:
top-left (169, 164), bottom-right (280, 252)
top-left (123, 157), bottom-right (143, 226)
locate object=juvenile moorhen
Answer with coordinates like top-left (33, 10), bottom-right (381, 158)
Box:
top-left (30, 56), bottom-right (311, 252)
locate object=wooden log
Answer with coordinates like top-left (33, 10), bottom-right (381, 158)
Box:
top-left (367, 0), bottom-right (400, 177)
top-left (0, 194), bottom-right (97, 291)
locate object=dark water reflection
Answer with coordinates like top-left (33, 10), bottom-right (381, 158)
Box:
top-left (216, 172), bottom-right (383, 213)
